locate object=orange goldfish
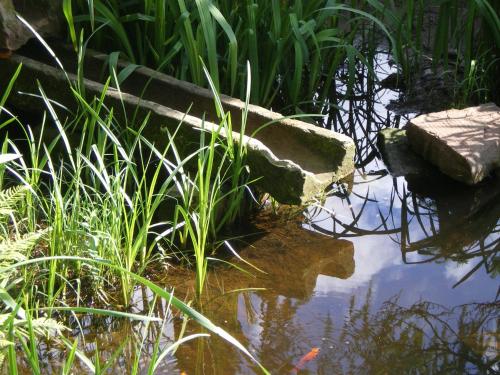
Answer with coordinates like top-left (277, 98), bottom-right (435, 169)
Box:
top-left (291, 347), bottom-right (320, 373)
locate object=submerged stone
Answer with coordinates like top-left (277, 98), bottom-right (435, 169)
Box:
top-left (0, 0), bottom-right (63, 51)
top-left (406, 103), bottom-right (500, 185)
top-left (377, 128), bottom-right (439, 178)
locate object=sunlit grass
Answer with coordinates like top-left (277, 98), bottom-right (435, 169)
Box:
top-left (0, 49), bottom-right (264, 374)
top-left (65, 0), bottom-right (500, 107)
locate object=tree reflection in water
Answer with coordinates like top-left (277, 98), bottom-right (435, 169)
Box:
top-left (307, 171), bottom-right (499, 289)
top-left (304, 48), bottom-right (500, 289)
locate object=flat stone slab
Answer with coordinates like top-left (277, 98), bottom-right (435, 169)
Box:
top-left (407, 103), bottom-right (500, 185)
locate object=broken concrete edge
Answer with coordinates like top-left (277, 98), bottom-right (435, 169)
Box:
top-left (136, 94), bottom-right (348, 205)
top-left (85, 48), bottom-right (355, 171)
top-left (0, 53), bottom-right (346, 204)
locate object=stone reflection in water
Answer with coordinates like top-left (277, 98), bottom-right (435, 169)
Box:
top-left (172, 213), bottom-right (356, 374)
top-left (400, 176), bottom-right (499, 286)
top-left (235, 213), bottom-right (355, 299)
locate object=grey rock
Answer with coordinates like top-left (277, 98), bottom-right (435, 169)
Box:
top-left (407, 103), bottom-right (500, 185)
top-left (0, 0), bottom-right (63, 51)
top-left (377, 128), bottom-right (436, 177)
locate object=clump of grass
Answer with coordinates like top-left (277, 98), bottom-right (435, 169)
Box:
top-left (65, 0), bottom-right (500, 109)
top-left (65, 0), bottom-right (396, 110)
top-left (382, 0), bottom-right (500, 105)
top-left (0, 63), bottom-right (268, 372)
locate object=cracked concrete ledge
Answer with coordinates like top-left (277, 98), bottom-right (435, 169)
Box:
top-left (0, 51), bottom-right (355, 204)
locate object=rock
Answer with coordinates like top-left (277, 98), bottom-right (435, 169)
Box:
top-left (0, 0), bottom-right (63, 51)
top-left (407, 103), bottom-right (500, 185)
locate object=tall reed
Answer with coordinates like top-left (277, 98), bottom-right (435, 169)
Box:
top-left (65, 0), bottom-right (395, 109)
top-left (66, 0), bottom-right (500, 108)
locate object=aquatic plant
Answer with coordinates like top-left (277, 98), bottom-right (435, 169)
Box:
top-left (387, 0), bottom-right (500, 105)
top-left (0, 30), bottom-right (266, 373)
top-left (0, 83), bottom-right (268, 374)
top-left (64, 0), bottom-right (500, 110)
top-left (64, 0), bottom-right (396, 110)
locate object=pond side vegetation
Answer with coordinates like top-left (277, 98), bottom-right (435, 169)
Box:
top-left (0, 45), bottom-right (268, 372)
top-left (65, 0), bottom-right (500, 109)
top-left (0, 0), bottom-right (499, 372)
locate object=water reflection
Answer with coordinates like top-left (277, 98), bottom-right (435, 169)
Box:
top-left (22, 50), bottom-right (499, 374)
top-left (86, 53), bottom-right (500, 374)
top-left (305, 159), bottom-right (500, 291)
top-left (313, 50), bottom-right (410, 169)
top-left (317, 289), bottom-right (499, 374)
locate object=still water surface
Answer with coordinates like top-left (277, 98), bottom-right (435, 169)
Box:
top-left (36, 52), bottom-right (499, 374)
top-left (165, 53), bottom-right (499, 373)
top-left (139, 81), bottom-right (498, 373)
top-left (164, 156), bottom-right (498, 374)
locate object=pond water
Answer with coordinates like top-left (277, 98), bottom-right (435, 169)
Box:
top-left (24, 52), bottom-right (499, 374)
top-left (159, 164), bottom-right (498, 374)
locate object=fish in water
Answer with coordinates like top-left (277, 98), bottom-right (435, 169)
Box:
top-left (291, 347), bottom-right (320, 373)
top-left (0, 49), bottom-right (12, 59)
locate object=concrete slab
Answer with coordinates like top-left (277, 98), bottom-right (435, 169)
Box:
top-left (0, 49), bottom-right (355, 204)
top-left (407, 103), bottom-right (500, 184)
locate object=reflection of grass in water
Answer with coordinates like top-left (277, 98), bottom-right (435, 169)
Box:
top-left (324, 288), bottom-right (499, 373)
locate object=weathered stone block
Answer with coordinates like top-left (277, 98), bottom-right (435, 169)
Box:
top-left (407, 103), bottom-right (500, 185)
